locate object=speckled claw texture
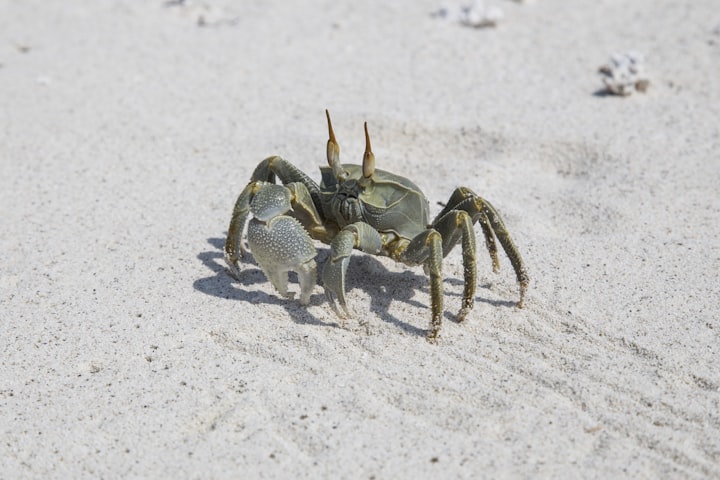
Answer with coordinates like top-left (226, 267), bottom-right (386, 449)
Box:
top-left (246, 184), bottom-right (317, 305)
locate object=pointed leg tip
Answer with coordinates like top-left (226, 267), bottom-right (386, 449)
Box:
top-left (358, 319), bottom-right (372, 335)
top-left (518, 281), bottom-right (528, 308)
top-left (425, 321), bottom-right (441, 342)
top-left (324, 289), bottom-right (347, 319)
top-left (334, 286), bottom-right (350, 316)
top-left (224, 258), bottom-right (242, 280)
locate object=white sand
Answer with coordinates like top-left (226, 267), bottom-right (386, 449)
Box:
top-left (1, 0), bottom-right (719, 478)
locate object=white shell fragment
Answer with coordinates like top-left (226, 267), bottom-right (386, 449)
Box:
top-left (461, 1), bottom-right (503, 28)
top-left (433, 1), bottom-right (504, 28)
top-left (598, 52), bottom-right (650, 96)
top-left (163, 0), bottom-right (238, 27)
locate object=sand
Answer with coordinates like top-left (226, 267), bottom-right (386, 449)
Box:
top-left (1, 0), bottom-right (719, 478)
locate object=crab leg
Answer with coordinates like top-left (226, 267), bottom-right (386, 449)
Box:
top-left (248, 155), bottom-right (323, 210)
top-left (433, 187), bottom-right (528, 308)
top-left (432, 209), bottom-right (477, 322)
top-left (399, 229), bottom-right (444, 342)
top-left (481, 199), bottom-right (529, 307)
top-left (285, 182), bottom-right (337, 242)
top-left (225, 180), bottom-right (264, 278)
top-left (477, 213), bottom-right (500, 273)
top-left (433, 187), bottom-right (498, 272)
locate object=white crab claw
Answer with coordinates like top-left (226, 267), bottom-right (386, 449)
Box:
top-left (247, 214), bottom-right (317, 305)
top-left (323, 255), bottom-right (351, 318)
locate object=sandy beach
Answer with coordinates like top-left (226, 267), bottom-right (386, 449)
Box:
top-left (1, 0), bottom-right (719, 477)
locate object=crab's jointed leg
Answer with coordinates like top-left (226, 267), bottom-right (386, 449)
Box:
top-left (432, 209), bottom-right (477, 322)
top-left (322, 222), bottom-right (382, 318)
top-left (434, 186), bottom-right (529, 308)
top-left (481, 200), bottom-right (529, 307)
top-left (398, 229), bottom-right (445, 342)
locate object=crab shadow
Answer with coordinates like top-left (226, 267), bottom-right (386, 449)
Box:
top-left (195, 237), bottom-right (515, 337)
top-left (194, 237), bottom-right (335, 327)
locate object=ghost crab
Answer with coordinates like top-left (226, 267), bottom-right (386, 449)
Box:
top-left (225, 111), bottom-right (529, 341)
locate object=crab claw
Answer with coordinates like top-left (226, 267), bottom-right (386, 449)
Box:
top-left (322, 230), bottom-right (355, 318)
top-left (321, 223), bottom-right (382, 320)
top-left (248, 215), bottom-right (317, 305)
top-left (323, 255), bottom-right (351, 318)
top-left (246, 184), bottom-right (318, 305)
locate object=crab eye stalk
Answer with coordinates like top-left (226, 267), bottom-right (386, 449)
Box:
top-left (325, 109), bottom-right (347, 181)
top-left (325, 109), bottom-right (340, 166)
top-left (362, 122), bottom-right (375, 179)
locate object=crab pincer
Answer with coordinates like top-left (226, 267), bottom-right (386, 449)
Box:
top-left (246, 184), bottom-right (317, 305)
top-left (322, 222), bottom-right (382, 319)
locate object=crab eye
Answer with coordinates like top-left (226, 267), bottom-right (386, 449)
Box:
top-left (362, 122), bottom-right (375, 179)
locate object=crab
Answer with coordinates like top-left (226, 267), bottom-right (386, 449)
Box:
top-left (225, 111), bottom-right (529, 341)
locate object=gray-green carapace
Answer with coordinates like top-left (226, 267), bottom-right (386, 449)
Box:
top-left (225, 111), bottom-right (528, 341)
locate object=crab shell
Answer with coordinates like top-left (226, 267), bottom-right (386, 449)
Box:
top-left (318, 164), bottom-right (430, 241)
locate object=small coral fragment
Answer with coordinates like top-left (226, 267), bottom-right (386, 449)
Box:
top-left (598, 52), bottom-right (650, 96)
top-left (460, 1), bottom-right (503, 28)
top-left (433, 1), bottom-right (503, 28)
